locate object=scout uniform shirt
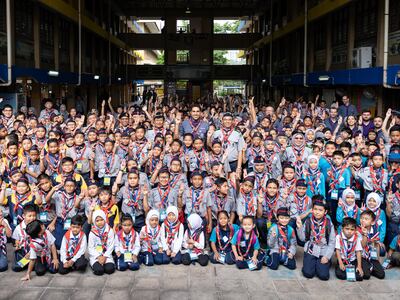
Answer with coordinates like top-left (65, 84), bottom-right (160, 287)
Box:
top-left (231, 228), bottom-right (260, 259)
top-left (210, 224), bottom-right (240, 253)
top-left (148, 185), bottom-right (180, 222)
top-left (97, 152), bottom-right (121, 185)
top-left (236, 190), bottom-right (258, 217)
top-left (37, 190), bottom-right (56, 224)
top-left (29, 230), bottom-right (56, 265)
top-left (289, 193), bottom-right (312, 219)
top-left (42, 153), bottom-right (61, 180)
top-left (335, 231), bottom-right (362, 264)
top-left (179, 119), bottom-right (209, 140)
top-left (12, 221), bottom-right (30, 254)
top-left (268, 223), bottom-right (297, 257)
top-left (183, 186), bottom-right (211, 218)
top-left (53, 190), bottom-right (79, 229)
top-left (160, 221), bottom-right (184, 254)
top-left (115, 229), bottom-right (141, 259)
top-left (139, 224), bottom-right (162, 253)
top-left (88, 224), bottom-right (115, 266)
top-left (282, 146), bottom-right (312, 179)
top-left (54, 173), bottom-right (87, 195)
top-left (4, 192), bottom-right (37, 227)
top-left (355, 166), bottom-right (388, 196)
top-left (209, 188), bottom-right (237, 221)
top-left (60, 230), bottom-right (87, 264)
top-left (212, 128), bottom-right (246, 163)
top-left (65, 144), bottom-right (93, 175)
top-left (116, 185), bottom-right (145, 222)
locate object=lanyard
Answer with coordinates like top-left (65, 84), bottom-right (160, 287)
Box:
top-left (158, 186), bottom-right (170, 208)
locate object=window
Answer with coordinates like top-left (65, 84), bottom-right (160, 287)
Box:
top-left (390, 0), bottom-right (400, 32)
top-left (15, 0), bottom-right (34, 39)
top-left (176, 50), bottom-right (189, 63)
top-left (176, 20), bottom-right (190, 33)
top-left (40, 9), bottom-right (54, 46)
top-left (332, 8), bottom-right (348, 46)
top-left (355, 0), bottom-right (377, 41)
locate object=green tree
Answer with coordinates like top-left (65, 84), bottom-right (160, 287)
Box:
top-left (156, 52), bottom-right (164, 65)
top-left (214, 20), bottom-right (241, 33)
top-left (213, 50), bottom-right (228, 64)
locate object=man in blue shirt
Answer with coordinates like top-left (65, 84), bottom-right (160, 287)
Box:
top-left (338, 95), bottom-right (358, 118)
top-left (178, 105), bottom-right (209, 140)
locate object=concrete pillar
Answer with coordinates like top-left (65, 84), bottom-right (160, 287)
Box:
top-left (33, 6), bottom-right (40, 69)
top-left (54, 15), bottom-right (60, 70)
top-left (308, 23), bottom-right (315, 72)
top-left (376, 0), bottom-right (385, 67)
top-left (31, 82), bottom-right (41, 110)
top-left (69, 25), bottom-right (75, 72)
top-left (346, 4), bottom-right (355, 69)
top-left (325, 15), bottom-right (332, 71)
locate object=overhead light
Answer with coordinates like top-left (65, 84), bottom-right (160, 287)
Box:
top-left (318, 75), bottom-right (330, 81)
top-left (48, 70), bottom-right (59, 77)
top-left (94, 75), bottom-right (100, 80)
top-left (262, 79), bottom-right (266, 83)
top-left (185, 7), bottom-right (191, 14)
top-left (117, 77), bottom-right (122, 81)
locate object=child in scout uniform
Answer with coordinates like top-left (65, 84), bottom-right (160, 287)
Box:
top-left (0, 209), bottom-right (11, 271)
top-left (256, 178), bottom-right (279, 246)
top-left (289, 179), bottom-right (312, 227)
top-left (97, 138), bottom-right (121, 188)
top-left (79, 179), bottom-right (99, 236)
top-left (1, 177), bottom-right (41, 230)
top-left (139, 209), bottom-right (166, 266)
top-left (387, 232), bottom-right (400, 268)
top-left (148, 168), bottom-right (182, 223)
top-left (65, 130), bottom-right (94, 184)
top-left (252, 156), bottom-right (270, 193)
top-left (182, 170), bottom-right (211, 231)
top-left (54, 157), bottom-right (88, 195)
top-left (40, 139), bottom-right (62, 182)
top-left (335, 217), bottom-right (363, 281)
top-left (209, 210), bottom-right (239, 265)
top-left (181, 213), bottom-right (209, 266)
top-left (115, 168), bottom-right (147, 232)
top-left (231, 216), bottom-right (263, 270)
top-left (90, 188), bottom-right (120, 231)
top-left (1, 141), bottom-right (22, 183)
top-left (88, 210), bottom-right (116, 276)
top-left (278, 164), bottom-right (297, 208)
top-left (115, 214), bottom-right (141, 271)
top-left (337, 188), bottom-right (361, 230)
top-left (36, 174), bottom-right (56, 228)
top-left (236, 176), bottom-right (259, 223)
top-left (46, 177), bottom-right (82, 249)
top-left (24, 145), bottom-right (41, 184)
top-left (365, 192), bottom-right (386, 254)
top-left (59, 215), bottom-right (88, 274)
top-left (21, 220), bottom-right (59, 280)
top-left (160, 206), bottom-right (184, 265)
top-left (386, 177), bottom-right (400, 245)
top-left (326, 150), bottom-right (351, 225)
top-left (266, 207), bottom-right (297, 270)
top-left (358, 210), bottom-right (385, 279)
top-left (12, 204), bottom-right (37, 272)
top-left (297, 198), bottom-right (336, 281)
top-left (304, 155), bottom-right (326, 199)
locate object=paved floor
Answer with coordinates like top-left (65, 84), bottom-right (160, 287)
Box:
top-left (1, 247), bottom-right (399, 300)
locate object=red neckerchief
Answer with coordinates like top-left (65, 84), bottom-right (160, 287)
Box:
top-left (60, 191), bottom-right (76, 220)
top-left (328, 165), bottom-right (346, 192)
top-left (294, 193), bottom-right (310, 214)
top-left (164, 219), bottom-right (180, 246)
top-left (237, 229), bottom-right (256, 257)
top-left (240, 189), bottom-right (256, 215)
top-left (117, 229), bottom-right (136, 251)
top-left (158, 185), bottom-right (171, 209)
top-left (310, 216), bottom-right (327, 244)
top-left (213, 191), bottom-right (228, 212)
top-left (74, 144), bottom-right (87, 161)
top-left (143, 225), bottom-right (160, 252)
top-left (370, 166), bottom-right (384, 194)
top-left (190, 187), bottom-right (205, 212)
top-left (338, 232), bottom-right (359, 264)
top-left (125, 186), bottom-right (141, 208)
top-left (91, 225), bottom-right (110, 253)
top-left (65, 230), bottom-right (84, 259)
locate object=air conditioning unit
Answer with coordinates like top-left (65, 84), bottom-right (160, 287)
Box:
top-left (352, 47), bottom-right (372, 68)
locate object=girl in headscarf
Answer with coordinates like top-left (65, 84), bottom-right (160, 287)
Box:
top-left (282, 131), bottom-right (312, 179)
top-left (181, 213), bottom-right (209, 266)
top-left (337, 188), bottom-right (361, 230)
top-left (160, 206), bottom-right (184, 264)
top-left (304, 155), bottom-right (326, 199)
top-left (139, 209), bottom-right (165, 266)
top-left (305, 129), bottom-right (315, 148)
top-left (88, 210), bottom-right (115, 275)
top-left (366, 193), bottom-right (386, 248)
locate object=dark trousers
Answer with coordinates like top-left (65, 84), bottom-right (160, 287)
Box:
top-left (256, 217), bottom-right (269, 247)
top-left (361, 258), bottom-right (385, 279)
top-left (181, 253), bottom-right (209, 266)
top-left (386, 221), bottom-right (400, 247)
top-left (302, 252), bottom-right (331, 281)
top-left (133, 215), bottom-right (145, 233)
top-left (115, 255), bottom-right (140, 271)
top-left (34, 258), bottom-right (58, 276)
top-left (54, 218), bottom-right (68, 250)
top-left (390, 252), bottom-right (400, 266)
top-left (235, 253), bottom-right (264, 270)
top-left (335, 259), bottom-right (363, 281)
top-left (83, 220), bottom-right (91, 237)
top-left (58, 256), bottom-right (88, 275)
top-left (12, 249), bottom-right (28, 272)
top-left (266, 252), bottom-right (296, 270)
top-left (139, 251), bottom-right (166, 266)
top-left (91, 262), bottom-right (115, 276)
top-left (327, 188), bottom-right (344, 226)
top-left (209, 251), bottom-right (235, 265)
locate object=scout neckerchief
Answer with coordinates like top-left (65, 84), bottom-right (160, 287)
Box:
top-left (277, 224), bottom-right (290, 254)
top-left (370, 166), bottom-right (384, 195)
top-left (144, 225), bottom-right (160, 252)
top-left (240, 189), bottom-right (256, 216)
top-left (3, 154), bottom-right (20, 172)
top-left (125, 186), bottom-right (141, 209)
top-left (306, 167), bottom-right (322, 194)
top-left (265, 150), bottom-right (277, 174)
top-left (340, 200), bottom-right (359, 219)
top-left (60, 190), bottom-right (76, 220)
top-left (104, 152), bottom-right (115, 175)
top-left (249, 145), bottom-right (265, 161)
top-left (147, 156), bottom-right (160, 174)
top-left (46, 152), bottom-right (61, 174)
top-left (189, 225), bottom-right (203, 254)
top-left (388, 167), bottom-right (400, 192)
top-left (189, 117), bottom-right (202, 135)
top-left (35, 137), bottom-right (47, 151)
top-left (170, 173), bottom-right (182, 189)
top-left (194, 149), bottom-right (206, 170)
top-left (338, 231), bottom-right (359, 265)
top-left (351, 165), bottom-right (363, 190)
top-left (158, 185), bottom-right (171, 209)
top-left (216, 224), bottom-right (234, 252)
top-left (213, 191), bottom-right (228, 213)
top-left (164, 218), bottom-right (180, 246)
top-left (264, 192), bottom-right (279, 220)
top-left (292, 143), bottom-right (305, 178)
top-left (74, 144), bottom-right (86, 161)
top-left (281, 178), bottom-right (296, 197)
top-left (39, 189), bottom-right (52, 212)
top-left (293, 193), bottom-right (310, 215)
top-left (310, 215), bottom-right (327, 245)
top-left (133, 138), bottom-right (147, 161)
top-left (117, 228), bottom-right (136, 252)
top-left (65, 229), bottom-right (84, 259)
top-left (30, 231), bottom-right (51, 265)
top-left (118, 143), bottom-right (130, 159)
top-left (358, 226), bottom-right (379, 260)
top-left (254, 171), bottom-right (268, 192)
top-left (237, 228), bottom-right (256, 258)
top-left (91, 225), bottom-right (110, 253)
top-left (0, 224), bottom-right (6, 255)
top-left (328, 165), bottom-right (346, 193)
top-left (98, 201), bottom-right (115, 223)
top-left (18, 222), bottom-right (30, 251)
top-left (221, 126), bottom-right (234, 151)
top-left (190, 186), bottom-right (205, 213)
top-left (12, 191), bottom-right (33, 222)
